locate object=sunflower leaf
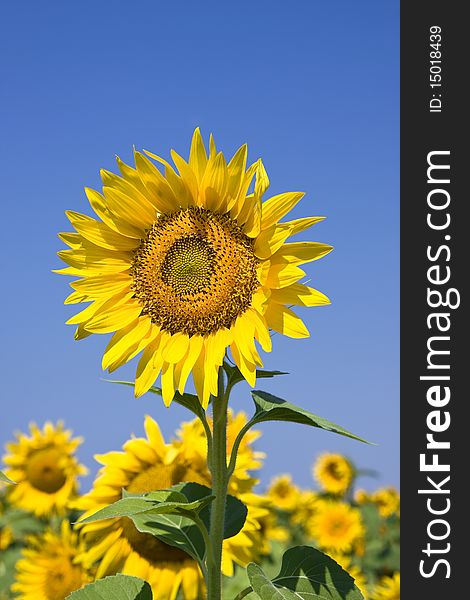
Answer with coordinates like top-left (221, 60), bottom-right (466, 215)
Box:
top-left (129, 482), bottom-right (247, 565)
top-left (0, 470), bottom-right (14, 484)
top-left (66, 573), bottom-right (152, 599)
top-left (247, 546), bottom-right (364, 600)
top-left (78, 487), bottom-right (214, 525)
top-left (249, 390), bottom-right (370, 443)
top-left (106, 380), bottom-right (207, 420)
top-left (224, 363), bottom-right (288, 387)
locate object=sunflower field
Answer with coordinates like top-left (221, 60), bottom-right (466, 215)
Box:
top-left (1, 417), bottom-right (399, 600)
top-left (2, 130), bottom-right (399, 599)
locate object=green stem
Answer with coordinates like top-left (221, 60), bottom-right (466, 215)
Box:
top-left (233, 587), bottom-right (253, 600)
top-left (207, 368), bottom-right (229, 600)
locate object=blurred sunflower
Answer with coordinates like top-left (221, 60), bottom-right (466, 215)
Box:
top-left (290, 490), bottom-right (319, 526)
top-left (76, 413), bottom-right (266, 599)
top-left (371, 573), bottom-right (400, 600)
top-left (371, 487), bottom-right (400, 518)
top-left (2, 422), bottom-right (87, 517)
top-left (11, 521), bottom-right (91, 600)
top-left (56, 128), bottom-right (332, 407)
top-left (267, 475), bottom-right (301, 512)
top-left (313, 453), bottom-right (354, 495)
top-left (307, 500), bottom-right (364, 553)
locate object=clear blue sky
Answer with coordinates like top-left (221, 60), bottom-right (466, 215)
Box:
top-left (0, 1), bottom-right (399, 493)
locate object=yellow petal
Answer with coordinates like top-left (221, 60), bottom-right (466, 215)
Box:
top-left (270, 283), bottom-right (331, 307)
top-left (254, 158), bottom-right (269, 198)
top-left (271, 242), bottom-right (333, 265)
top-left (264, 304), bottom-right (310, 338)
top-left (161, 362), bottom-right (176, 407)
top-left (226, 144), bottom-right (248, 209)
top-left (106, 323), bottom-right (161, 373)
top-left (254, 223), bottom-right (293, 259)
top-left (135, 338), bottom-right (165, 398)
top-left (244, 308), bottom-right (272, 352)
top-left (102, 186), bottom-right (156, 230)
top-left (102, 317), bottom-right (152, 371)
top-left (144, 415), bottom-right (166, 452)
top-left (199, 151), bottom-right (228, 212)
top-left (71, 273), bottom-right (131, 298)
top-left (264, 263), bottom-right (306, 289)
top-left (57, 247), bottom-right (131, 273)
top-left (116, 156), bottom-right (150, 196)
top-left (284, 216), bottom-right (325, 236)
top-left (144, 150), bottom-right (194, 209)
top-left (230, 341), bottom-right (257, 387)
top-left (84, 299), bottom-right (142, 334)
top-left (189, 127), bottom-right (208, 183)
top-left (170, 149), bottom-right (199, 204)
top-left (58, 232), bottom-right (82, 249)
top-left (163, 332), bottom-right (190, 364)
top-left (64, 290), bottom-right (89, 305)
top-left (85, 187), bottom-right (142, 239)
top-left (134, 151), bottom-right (177, 213)
top-left (66, 211), bottom-right (138, 251)
top-left (261, 192), bottom-right (305, 230)
top-left (176, 335), bottom-right (204, 394)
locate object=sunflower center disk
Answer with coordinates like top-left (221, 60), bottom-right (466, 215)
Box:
top-left (26, 448), bottom-right (67, 493)
top-left (131, 207), bottom-right (259, 337)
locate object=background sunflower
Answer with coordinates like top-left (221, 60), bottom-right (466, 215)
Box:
top-left (2, 423), bottom-right (86, 517)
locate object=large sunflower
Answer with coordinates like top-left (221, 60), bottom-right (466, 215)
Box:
top-left (76, 413), bottom-right (266, 599)
top-left (11, 520), bottom-right (91, 600)
top-left (2, 422), bottom-right (87, 517)
top-left (56, 129), bottom-right (331, 406)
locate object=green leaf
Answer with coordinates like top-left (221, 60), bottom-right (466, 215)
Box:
top-left (0, 546), bottom-right (22, 594)
top-left (66, 574), bottom-right (152, 599)
top-left (249, 391), bottom-right (370, 443)
top-left (0, 470), bottom-right (14, 484)
top-left (130, 482), bottom-right (247, 565)
top-left (224, 363), bottom-right (288, 387)
top-left (106, 380), bottom-right (207, 421)
top-left (78, 486), bottom-right (214, 525)
top-left (0, 508), bottom-right (44, 536)
top-left (247, 546), bottom-right (364, 600)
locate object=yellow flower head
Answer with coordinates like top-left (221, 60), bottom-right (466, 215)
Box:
top-left (307, 500), bottom-right (364, 553)
top-left (56, 129), bottom-right (332, 407)
top-left (313, 453), bottom-right (354, 495)
top-left (2, 422), bottom-right (87, 517)
top-left (11, 521), bottom-right (91, 600)
top-left (371, 487), bottom-right (400, 518)
top-left (267, 474), bottom-right (301, 512)
top-left (290, 489), bottom-right (320, 526)
top-left (76, 413), bottom-right (265, 599)
top-left (354, 489), bottom-right (370, 504)
top-left (371, 572), bottom-right (400, 600)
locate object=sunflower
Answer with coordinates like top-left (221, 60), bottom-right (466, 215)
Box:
top-left (307, 500), bottom-right (364, 553)
top-left (371, 573), bottom-right (400, 600)
top-left (290, 489), bottom-right (320, 526)
top-left (313, 453), bottom-right (354, 495)
top-left (76, 413), bottom-right (266, 599)
top-left (267, 474), bottom-right (301, 512)
top-left (11, 520), bottom-right (91, 599)
top-left (56, 129), bottom-right (331, 407)
top-left (2, 422), bottom-right (87, 517)
top-left (370, 487), bottom-right (400, 518)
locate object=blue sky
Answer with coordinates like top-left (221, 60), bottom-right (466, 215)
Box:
top-left (0, 1), bottom-right (399, 494)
